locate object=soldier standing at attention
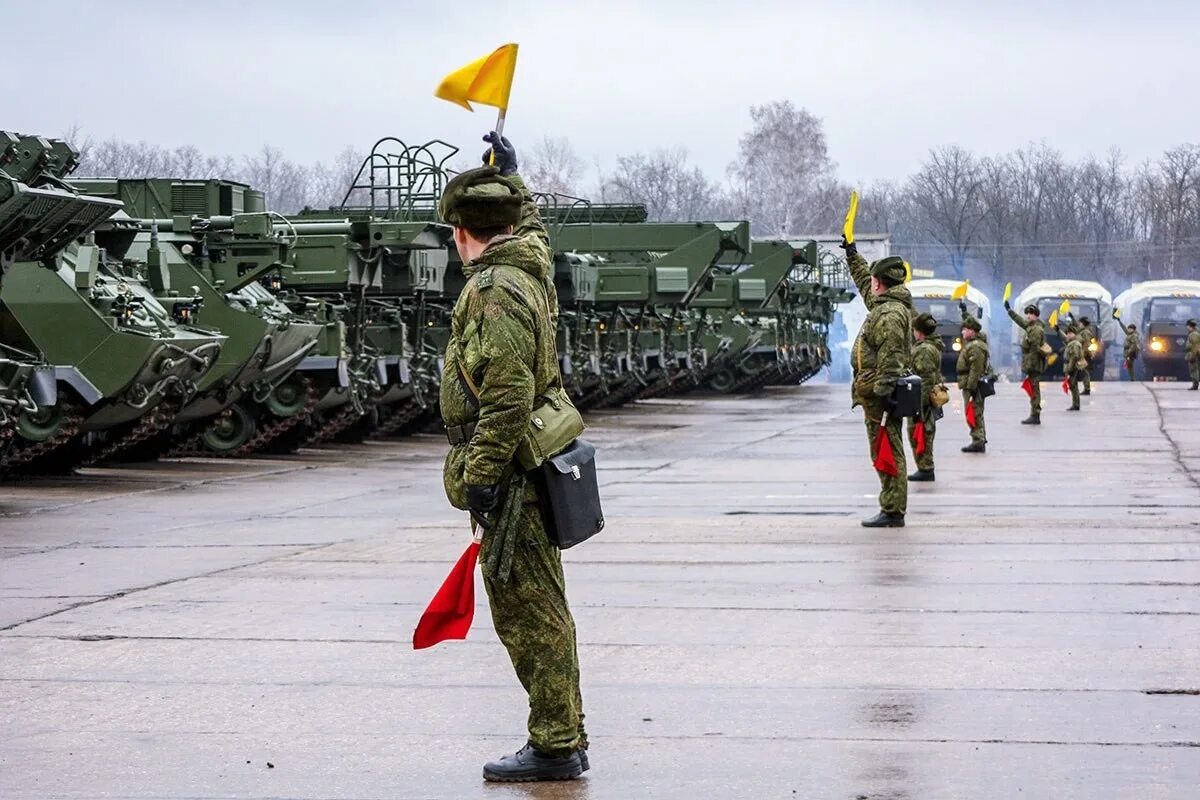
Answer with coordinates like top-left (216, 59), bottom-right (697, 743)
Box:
top-left (907, 313), bottom-right (942, 482)
top-left (1077, 317), bottom-right (1096, 394)
top-left (958, 314), bottom-right (989, 453)
top-left (1062, 324), bottom-right (1086, 411)
top-left (1186, 319), bottom-right (1199, 390)
top-left (439, 133), bottom-right (588, 782)
top-left (1123, 323), bottom-right (1141, 381)
top-left (1006, 300), bottom-right (1048, 424)
top-left (841, 238), bottom-right (914, 527)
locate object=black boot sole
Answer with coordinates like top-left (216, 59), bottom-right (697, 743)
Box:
top-left (483, 765), bottom-right (584, 783)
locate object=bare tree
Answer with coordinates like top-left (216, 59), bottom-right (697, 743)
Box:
top-left (904, 146), bottom-right (987, 279)
top-left (598, 148), bottom-right (727, 222)
top-left (523, 136), bottom-right (585, 196)
top-left (726, 101), bottom-right (840, 237)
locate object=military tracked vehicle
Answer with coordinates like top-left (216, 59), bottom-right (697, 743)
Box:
top-left (0, 132), bottom-right (225, 473)
top-left (1113, 280), bottom-right (1200, 381)
top-left (70, 178), bottom-right (327, 456)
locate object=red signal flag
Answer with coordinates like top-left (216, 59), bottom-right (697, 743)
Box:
top-left (413, 540), bottom-right (481, 650)
top-left (873, 425), bottom-right (898, 477)
top-left (1021, 377), bottom-right (1035, 398)
top-left (913, 420), bottom-right (927, 455)
top-left (965, 401), bottom-right (978, 429)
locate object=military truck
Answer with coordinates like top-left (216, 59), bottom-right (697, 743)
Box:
top-left (1113, 280), bottom-right (1200, 381)
top-left (1011, 280), bottom-right (1115, 380)
top-left (907, 279), bottom-right (992, 380)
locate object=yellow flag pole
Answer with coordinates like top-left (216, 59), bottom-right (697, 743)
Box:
top-left (488, 107), bottom-right (507, 166)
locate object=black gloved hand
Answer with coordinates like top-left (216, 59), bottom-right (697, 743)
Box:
top-left (481, 132), bottom-right (518, 176)
top-left (839, 235), bottom-right (857, 257)
top-left (959, 300), bottom-right (968, 315)
top-left (466, 483), bottom-right (502, 515)
top-left (1004, 300), bottom-right (1012, 311)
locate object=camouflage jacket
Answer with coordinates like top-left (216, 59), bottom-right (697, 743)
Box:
top-left (848, 251), bottom-right (914, 406)
top-left (440, 175), bottom-right (561, 508)
top-left (1063, 339), bottom-right (1085, 374)
top-left (1078, 325), bottom-right (1096, 357)
top-left (956, 336), bottom-right (990, 391)
top-left (1187, 330), bottom-right (1200, 362)
top-left (1007, 306), bottom-right (1047, 374)
top-left (911, 336), bottom-right (943, 402)
top-left (1124, 330), bottom-right (1140, 360)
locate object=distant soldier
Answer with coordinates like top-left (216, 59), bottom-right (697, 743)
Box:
top-left (957, 313), bottom-right (990, 452)
top-left (841, 238), bottom-right (914, 528)
top-left (1061, 324), bottom-right (1086, 411)
top-left (907, 313), bottom-right (943, 481)
top-left (1005, 300), bottom-right (1048, 424)
top-left (1123, 323), bottom-right (1141, 381)
top-left (1077, 317), bottom-right (1096, 394)
top-left (1186, 319), bottom-right (1199, 390)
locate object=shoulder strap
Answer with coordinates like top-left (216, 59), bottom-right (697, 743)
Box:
top-left (456, 361), bottom-right (481, 413)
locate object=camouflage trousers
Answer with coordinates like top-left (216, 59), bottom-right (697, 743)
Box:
top-left (963, 390), bottom-right (986, 445)
top-left (863, 401), bottom-right (907, 515)
top-left (1026, 373), bottom-right (1042, 416)
top-left (482, 501), bottom-right (587, 757)
top-left (1066, 370), bottom-right (1082, 408)
top-left (906, 410), bottom-right (936, 472)
top-left (1125, 359), bottom-right (1137, 381)
top-left (1082, 360), bottom-right (1093, 392)
top-left (1189, 358), bottom-right (1199, 384)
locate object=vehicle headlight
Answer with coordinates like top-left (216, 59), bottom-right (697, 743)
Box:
top-left (1150, 338), bottom-right (1165, 352)
top-left (952, 339), bottom-right (962, 352)
top-left (1087, 342), bottom-right (1099, 353)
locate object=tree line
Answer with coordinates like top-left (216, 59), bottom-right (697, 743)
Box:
top-left (67, 104), bottom-right (1200, 293)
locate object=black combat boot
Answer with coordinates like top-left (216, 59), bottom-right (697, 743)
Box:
top-left (1082, 389), bottom-right (1091, 395)
top-left (1067, 404), bottom-right (1080, 411)
top-left (1190, 382), bottom-right (1198, 391)
top-left (483, 743), bottom-right (585, 783)
top-left (961, 441), bottom-right (986, 453)
top-left (1021, 414), bottom-right (1041, 425)
top-left (908, 469), bottom-right (935, 481)
top-left (862, 512), bottom-right (905, 528)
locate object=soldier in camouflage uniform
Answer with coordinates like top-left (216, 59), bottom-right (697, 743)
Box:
top-left (957, 314), bottom-right (990, 452)
top-left (1061, 324), bottom-right (1085, 411)
top-left (1186, 319), bottom-right (1199, 390)
top-left (841, 238), bottom-right (914, 527)
top-left (1006, 301), bottom-right (1048, 424)
top-left (907, 313), bottom-right (942, 481)
top-left (1077, 317), bottom-right (1096, 394)
top-left (438, 133), bottom-right (587, 783)
top-left (1123, 323), bottom-right (1140, 381)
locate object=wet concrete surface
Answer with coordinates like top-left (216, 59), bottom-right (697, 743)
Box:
top-left (1, 381), bottom-right (1198, 799)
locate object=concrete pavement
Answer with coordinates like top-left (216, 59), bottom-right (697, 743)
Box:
top-left (2, 381), bottom-right (1198, 799)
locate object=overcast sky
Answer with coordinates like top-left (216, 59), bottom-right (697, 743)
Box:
top-left (7, 0), bottom-right (1198, 187)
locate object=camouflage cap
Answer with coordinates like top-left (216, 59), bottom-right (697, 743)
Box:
top-left (871, 256), bottom-right (907, 287)
top-left (1188, 319), bottom-right (1197, 328)
top-left (437, 166), bottom-right (522, 230)
top-left (1079, 316), bottom-right (1091, 325)
top-left (913, 312), bottom-right (938, 335)
top-left (961, 315), bottom-right (982, 332)
top-left (1065, 323), bottom-right (1080, 334)
top-left (1023, 304), bottom-right (1040, 316)
top-left (1127, 323), bottom-right (1137, 332)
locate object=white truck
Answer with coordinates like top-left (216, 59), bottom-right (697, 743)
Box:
top-left (1010, 280), bottom-right (1116, 379)
top-left (1112, 280), bottom-right (1200, 380)
top-left (906, 279), bottom-right (992, 380)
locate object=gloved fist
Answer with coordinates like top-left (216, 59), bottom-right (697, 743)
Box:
top-left (1004, 300), bottom-right (1012, 311)
top-left (959, 300), bottom-right (968, 315)
top-left (839, 235), bottom-right (857, 256)
top-left (481, 132), bottom-right (518, 176)
top-left (466, 483), bottom-right (502, 515)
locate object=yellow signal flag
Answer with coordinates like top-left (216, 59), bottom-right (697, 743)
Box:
top-left (951, 280), bottom-right (970, 300)
top-left (1048, 310), bottom-right (1059, 328)
top-left (1003, 282), bottom-right (1013, 303)
top-left (435, 43), bottom-right (519, 111)
top-left (903, 261), bottom-right (912, 283)
top-left (842, 191), bottom-right (859, 245)
top-left (1047, 353), bottom-right (1059, 366)
top-left (1059, 299), bottom-right (1071, 315)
